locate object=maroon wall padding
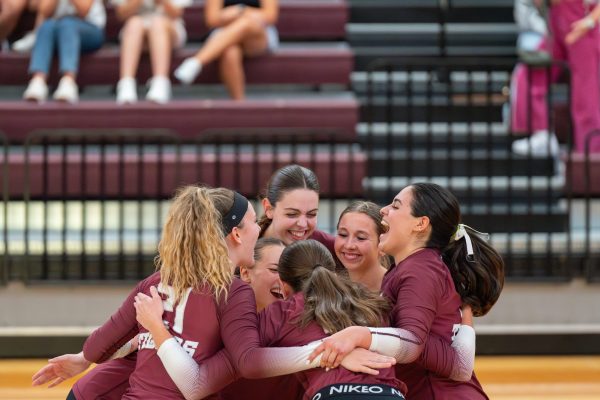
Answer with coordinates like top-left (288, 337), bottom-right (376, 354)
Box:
top-left (3, 151), bottom-right (365, 199)
top-left (0, 98), bottom-right (358, 143)
top-left (565, 153), bottom-right (600, 196)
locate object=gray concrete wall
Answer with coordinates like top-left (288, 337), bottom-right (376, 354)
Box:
top-left (1, 279), bottom-right (599, 332)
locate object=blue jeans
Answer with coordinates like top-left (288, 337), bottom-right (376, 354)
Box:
top-left (29, 16), bottom-right (104, 76)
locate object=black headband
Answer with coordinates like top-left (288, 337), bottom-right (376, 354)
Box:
top-left (222, 192), bottom-right (249, 235)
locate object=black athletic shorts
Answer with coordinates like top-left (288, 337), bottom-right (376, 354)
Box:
top-left (311, 383), bottom-right (406, 400)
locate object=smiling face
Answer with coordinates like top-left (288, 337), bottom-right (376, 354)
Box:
top-left (241, 243), bottom-right (286, 311)
top-left (233, 202), bottom-right (261, 268)
top-left (263, 189), bottom-right (319, 245)
top-left (335, 212), bottom-right (381, 274)
top-left (379, 186), bottom-right (422, 260)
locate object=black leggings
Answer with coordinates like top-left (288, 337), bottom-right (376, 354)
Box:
top-left (312, 384), bottom-right (406, 400)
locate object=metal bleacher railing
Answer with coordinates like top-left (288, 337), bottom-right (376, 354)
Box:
top-left (359, 55), bottom-right (599, 280)
top-left (0, 129), bottom-right (364, 283)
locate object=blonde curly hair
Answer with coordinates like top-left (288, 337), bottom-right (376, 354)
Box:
top-left (155, 186), bottom-right (233, 303)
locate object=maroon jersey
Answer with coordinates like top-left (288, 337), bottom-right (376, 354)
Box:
top-left (382, 248), bottom-right (488, 400)
top-left (73, 355), bottom-right (136, 400)
top-left (219, 374), bottom-right (303, 400)
top-left (310, 230), bottom-right (335, 254)
top-left (259, 292), bottom-right (407, 400)
top-left (82, 272), bottom-right (253, 400)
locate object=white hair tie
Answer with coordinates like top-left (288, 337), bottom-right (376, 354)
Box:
top-left (452, 224), bottom-right (489, 257)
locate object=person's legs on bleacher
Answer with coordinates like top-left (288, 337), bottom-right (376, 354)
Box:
top-left (11, 0), bottom-right (44, 53)
top-left (145, 14), bottom-right (178, 104)
top-left (23, 16), bottom-right (57, 102)
top-left (511, 36), bottom-right (561, 157)
top-left (219, 44), bottom-right (245, 100)
top-left (550, 0), bottom-right (600, 153)
top-left (116, 15), bottom-right (146, 104)
top-left (0, 0), bottom-right (27, 47)
top-left (53, 15), bottom-right (104, 103)
top-left (174, 12), bottom-right (269, 95)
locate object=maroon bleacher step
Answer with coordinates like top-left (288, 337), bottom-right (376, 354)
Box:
top-left (0, 98), bottom-right (358, 143)
top-left (0, 45), bottom-right (353, 86)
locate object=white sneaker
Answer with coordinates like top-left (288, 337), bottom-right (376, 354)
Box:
top-left (146, 76), bottom-right (171, 104)
top-left (53, 76), bottom-right (79, 103)
top-left (23, 76), bottom-right (48, 102)
top-left (12, 31), bottom-right (36, 53)
top-left (116, 77), bottom-right (138, 104)
top-left (512, 130), bottom-right (559, 157)
top-left (174, 58), bottom-right (202, 85)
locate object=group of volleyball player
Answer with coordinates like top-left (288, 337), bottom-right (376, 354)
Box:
top-left (31, 164), bottom-right (505, 400)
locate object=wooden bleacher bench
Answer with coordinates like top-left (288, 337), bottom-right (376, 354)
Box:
top-left (0, 43), bottom-right (353, 86)
top-left (0, 98), bottom-right (358, 143)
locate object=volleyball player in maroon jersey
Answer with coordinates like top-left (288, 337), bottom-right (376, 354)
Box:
top-left (136, 239), bottom-right (405, 400)
top-left (333, 199), bottom-right (478, 382)
top-left (334, 201), bottom-right (391, 292)
top-left (81, 186), bottom-right (264, 399)
top-left (82, 187), bottom-right (382, 399)
top-left (258, 164), bottom-right (337, 254)
top-left (310, 183), bottom-right (505, 400)
top-left (220, 237), bottom-right (304, 400)
top-left (34, 186), bottom-right (393, 399)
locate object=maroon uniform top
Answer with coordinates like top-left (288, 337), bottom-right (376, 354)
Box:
top-left (82, 272), bottom-right (254, 400)
top-left (73, 355), bottom-right (135, 400)
top-left (259, 292), bottom-right (407, 399)
top-left (310, 230), bottom-right (335, 254)
top-left (382, 248), bottom-right (488, 400)
top-left (218, 374), bottom-right (303, 400)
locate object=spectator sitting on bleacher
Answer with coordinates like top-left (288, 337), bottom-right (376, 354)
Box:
top-left (22, 0), bottom-right (105, 103)
top-left (511, 0), bottom-right (600, 155)
top-left (509, 0), bottom-right (559, 157)
top-left (173, 0), bottom-right (279, 100)
top-left (113, 0), bottom-right (192, 104)
top-left (514, 0), bottom-right (548, 59)
top-left (0, 0), bottom-right (39, 51)
top-left (8, 0), bottom-right (47, 53)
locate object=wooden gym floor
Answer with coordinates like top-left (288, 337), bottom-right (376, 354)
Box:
top-left (0, 356), bottom-right (599, 399)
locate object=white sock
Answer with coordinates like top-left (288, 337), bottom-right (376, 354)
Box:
top-left (174, 58), bottom-right (202, 85)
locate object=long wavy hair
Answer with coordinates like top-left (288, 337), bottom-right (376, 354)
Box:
top-left (409, 182), bottom-right (505, 316)
top-left (258, 164), bottom-right (320, 235)
top-left (155, 186), bottom-right (232, 303)
top-left (278, 240), bottom-right (390, 333)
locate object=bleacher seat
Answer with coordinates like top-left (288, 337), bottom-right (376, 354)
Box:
top-left (0, 44), bottom-right (353, 86)
top-left (0, 98), bottom-right (358, 142)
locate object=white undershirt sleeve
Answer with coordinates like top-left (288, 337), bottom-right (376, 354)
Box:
top-left (367, 325), bottom-right (476, 382)
top-left (449, 325), bottom-right (476, 382)
top-left (157, 338), bottom-right (323, 400)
